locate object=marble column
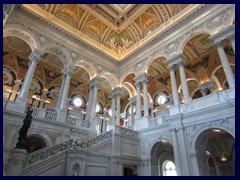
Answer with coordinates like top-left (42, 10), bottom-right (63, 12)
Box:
top-left (210, 25), bottom-right (235, 88)
top-left (135, 82), bottom-right (141, 119)
top-left (177, 127), bottom-right (191, 175)
top-left (228, 34), bottom-right (235, 54)
top-left (116, 94), bottom-right (121, 126)
top-left (14, 49), bottom-right (44, 113)
top-left (18, 49), bottom-right (44, 100)
top-left (56, 66), bottom-right (74, 123)
top-left (170, 128), bottom-right (182, 176)
top-left (90, 83), bottom-right (99, 119)
top-left (111, 96), bottom-right (116, 125)
top-left (86, 86), bottom-right (94, 119)
top-left (129, 96), bottom-right (136, 125)
top-left (177, 60), bottom-right (190, 103)
top-left (168, 66), bottom-right (180, 105)
top-left (3, 4), bottom-right (15, 28)
top-left (56, 77), bottom-right (66, 111)
top-left (142, 80), bottom-right (149, 117)
top-left (59, 72), bottom-right (72, 109)
top-left (9, 80), bottom-right (21, 101)
top-left (215, 41), bottom-right (235, 88)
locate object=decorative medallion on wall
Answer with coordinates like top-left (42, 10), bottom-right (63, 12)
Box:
top-left (47, 86), bottom-right (61, 101)
top-left (28, 77), bottom-right (44, 96)
top-left (3, 66), bottom-right (16, 86)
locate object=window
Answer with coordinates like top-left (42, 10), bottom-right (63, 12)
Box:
top-left (162, 161), bottom-right (177, 176)
top-left (96, 104), bottom-right (100, 113)
top-left (157, 95), bottom-right (167, 105)
top-left (73, 97), bottom-right (83, 107)
top-left (108, 108), bottom-right (112, 117)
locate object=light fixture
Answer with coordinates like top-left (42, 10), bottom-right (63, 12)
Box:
top-left (212, 129), bottom-right (221, 132)
top-left (220, 153), bottom-right (228, 161)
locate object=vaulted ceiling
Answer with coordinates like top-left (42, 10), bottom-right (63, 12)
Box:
top-left (22, 4), bottom-right (195, 60)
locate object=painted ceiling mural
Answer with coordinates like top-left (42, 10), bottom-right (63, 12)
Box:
top-left (3, 5), bottom-right (235, 114)
top-left (22, 4), bottom-right (192, 60)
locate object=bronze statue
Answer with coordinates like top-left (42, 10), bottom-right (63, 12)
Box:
top-left (15, 102), bottom-right (34, 149)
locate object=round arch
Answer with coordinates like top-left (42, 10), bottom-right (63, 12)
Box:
top-left (122, 82), bottom-right (136, 97)
top-left (100, 72), bottom-right (118, 89)
top-left (3, 24), bottom-right (40, 51)
top-left (178, 78), bottom-right (199, 93)
top-left (74, 60), bottom-right (97, 79)
top-left (177, 31), bottom-right (212, 53)
top-left (144, 55), bottom-right (167, 73)
top-left (119, 72), bottom-right (136, 85)
top-left (41, 46), bottom-right (72, 68)
top-left (190, 126), bottom-right (234, 153)
top-left (122, 84), bottom-right (132, 98)
top-left (147, 137), bottom-right (173, 159)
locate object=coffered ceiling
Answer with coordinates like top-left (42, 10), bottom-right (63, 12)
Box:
top-left (22, 4), bottom-right (199, 61)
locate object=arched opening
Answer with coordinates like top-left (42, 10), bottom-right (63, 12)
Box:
top-left (72, 163), bottom-right (80, 176)
top-left (150, 140), bottom-right (175, 176)
top-left (195, 128), bottom-right (235, 176)
top-left (26, 134), bottom-right (47, 153)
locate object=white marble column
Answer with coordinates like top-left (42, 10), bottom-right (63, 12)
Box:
top-left (228, 34), bottom-right (235, 54)
top-left (59, 72), bottom-right (72, 109)
top-left (3, 4), bottom-right (15, 28)
top-left (142, 80), bottom-right (149, 117)
top-left (116, 94), bottom-right (121, 126)
top-left (39, 90), bottom-right (48, 108)
top-left (9, 80), bottom-right (21, 101)
top-left (111, 96), bottom-right (116, 125)
top-left (168, 66), bottom-right (179, 105)
top-left (177, 127), bottom-right (191, 175)
top-left (170, 128), bottom-right (182, 176)
top-left (56, 77), bottom-right (66, 111)
top-left (14, 49), bottom-right (44, 113)
top-left (90, 83), bottom-right (99, 118)
top-left (177, 60), bottom-right (190, 102)
top-left (18, 49), bottom-right (44, 100)
top-left (129, 96), bottom-right (136, 125)
top-left (215, 41), bottom-right (235, 88)
top-left (86, 86), bottom-right (94, 119)
top-left (135, 82), bottom-right (141, 119)
top-left (210, 25), bottom-right (235, 88)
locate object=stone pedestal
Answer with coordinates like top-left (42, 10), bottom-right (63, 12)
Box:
top-left (134, 116), bottom-right (149, 130)
top-left (5, 148), bottom-right (27, 176)
top-left (13, 97), bottom-right (28, 113)
top-left (56, 109), bottom-right (68, 123)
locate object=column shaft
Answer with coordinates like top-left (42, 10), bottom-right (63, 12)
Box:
top-left (56, 77), bottom-right (66, 111)
top-left (111, 97), bottom-right (116, 125)
top-left (178, 63), bottom-right (190, 102)
top-left (116, 95), bottom-right (120, 125)
top-left (86, 87), bottom-right (94, 119)
top-left (143, 81), bottom-right (149, 117)
top-left (136, 83), bottom-right (141, 119)
top-left (60, 73), bottom-right (71, 109)
top-left (171, 129), bottom-right (182, 176)
top-left (216, 43), bottom-right (235, 88)
top-left (90, 84), bottom-right (99, 118)
top-left (169, 67), bottom-right (179, 105)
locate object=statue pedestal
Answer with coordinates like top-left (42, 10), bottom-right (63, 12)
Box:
top-left (5, 148), bottom-right (27, 176)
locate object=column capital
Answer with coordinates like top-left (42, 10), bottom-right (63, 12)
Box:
top-left (112, 87), bottom-right (122, 98)
top-left (89, 76), bottom-right (101, 88)
top-left (129, 96), bottom-right (137, 104)
top-left (167, 64), bottom-right (177, 72)
top-left (134, 72), bottom-right (148, 84)
top-left (13, 80), bottom-right (22, 87)
top-left (164, 53), bottom-right (186, 68)
top-left (210, 25), bottom-right (235, 46)
top-left (61, 65), bottom-right (74, 76)
top-left (28, 49), bottom-right (44, 63)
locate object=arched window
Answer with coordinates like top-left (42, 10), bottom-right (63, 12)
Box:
top-left (70, 94), bottom-right (86, 108)
top-left (162, 160), bottom-right (177, 176)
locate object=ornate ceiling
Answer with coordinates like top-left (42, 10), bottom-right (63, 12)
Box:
top-left (22, 4), bottom-right (198, 60)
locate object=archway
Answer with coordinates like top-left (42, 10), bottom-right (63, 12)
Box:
top-left (26, 134), bottom-right (48, 153)
top-left (195, 128), bottom-right (235, 176)
top-left (150, 140), bottom-right (175, 176)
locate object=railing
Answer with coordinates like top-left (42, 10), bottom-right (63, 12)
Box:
top-left (45, 111), bottom-right (57, 121)
top-left (72, 130), bottom-right (113, 150)
top-left (23, 139), bottom-right (73, 168)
